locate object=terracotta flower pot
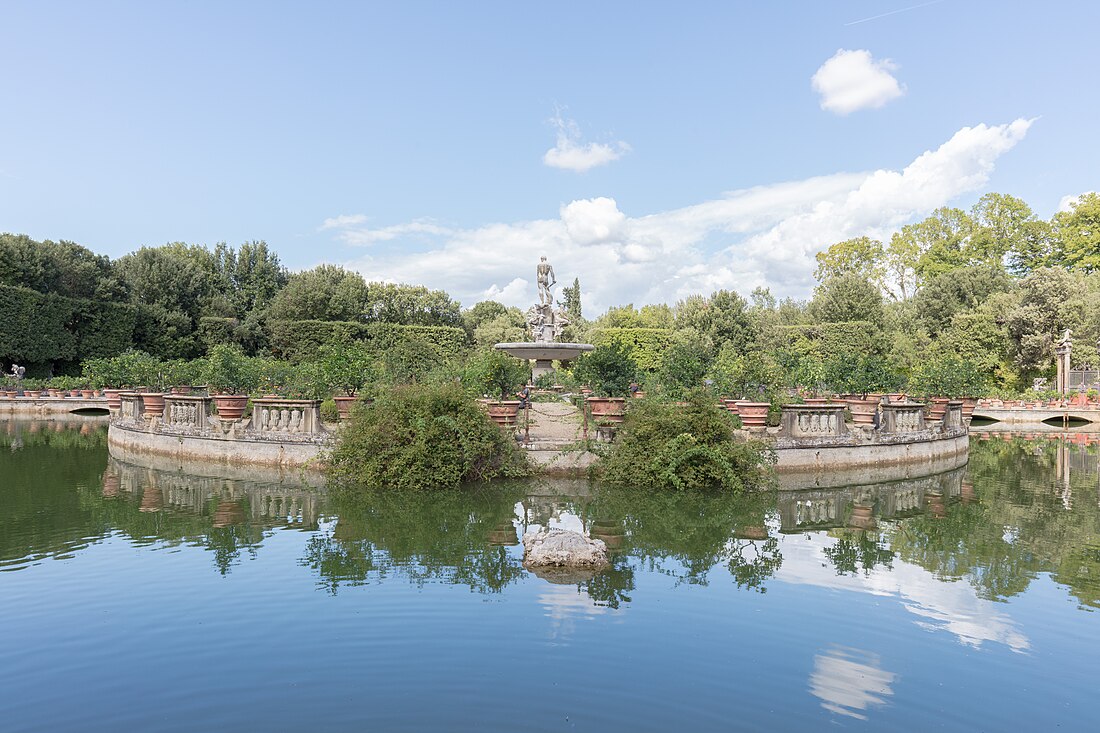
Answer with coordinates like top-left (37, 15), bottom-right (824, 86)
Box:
top-left (213, 395), bottom-right (249, 420)
top-left (587, 397), bottom-right (627, 424)
top-left (81, 389), bottom-right (95, 399)
top-left (927, 397), bottom-right (951, 423)
top-left (481, 399), bottom-right (522, 427)
top-left (332, 395), bottom-right (358, 420)
top-left (721, 399), bottom-right (741, 414)
top-left (104, 389), bottom-right (123, 411)
top-left (735, 401), bottom-right (770, 427)
top-left (844, 398), bottom-right (878, 426)
top-left (959, 396), bottom-right (978, 424)
top-left (138, 392), bottom-right (166, 417)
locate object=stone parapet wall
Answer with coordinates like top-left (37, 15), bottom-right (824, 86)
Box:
top-left (109, 394), bottom-right (333, 469)
top-left (769, 401), bottom-right (969, 483)
top-left (0, 397), bottom-right (109, 416)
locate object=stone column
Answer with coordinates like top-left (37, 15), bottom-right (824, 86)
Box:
top-left (1055, 344), bottom-right (1072, 395)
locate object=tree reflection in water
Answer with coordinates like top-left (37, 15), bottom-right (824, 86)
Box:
top-left (5, 421), bottom-right (1100, 612)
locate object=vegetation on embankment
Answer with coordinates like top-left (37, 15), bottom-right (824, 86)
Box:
top-left (325, 383), bottom-right (531, 492)
top-left (596, 391), bottom-right (776, 493)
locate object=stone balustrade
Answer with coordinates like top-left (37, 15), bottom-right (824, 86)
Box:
top-left (108, 393), bottom-right (334, 469)
top-left (251, 398), bottom-right (321, 435)
top-left (779, 404), bottom-right (847, 439)
top-left (164, 395), bottom-right (210, 431)
top-left (118, 392), bottom-right (144, 422)
top-left (944, 400), bottom-right (964, 431)
top-left (880, 403), bottom-right (926, 434)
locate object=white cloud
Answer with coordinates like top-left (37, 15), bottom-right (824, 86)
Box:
top-left (560, 197), bottom-right (626, 245)
top-left (324, 120), bottom-right (1031, 313)
top-left (320, 214), bottom-right (368, 229)
top-left (1058, 191), bottom-right (1096, 213)
top-left (812, 49), bottom-right (905, 115)
top-left (481, 277), bottom-right (530, 304)
top-left (326, 218), bottom-right (454, 246)
top-left (542, 113), bottom-right (630, 172)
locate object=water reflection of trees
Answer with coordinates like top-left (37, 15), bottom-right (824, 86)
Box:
top-left (302, 486), bottom-right (527, 594)
top-left (582, 488), bottom-right (781, 592)
top-left (0, 420), bottom-right (323, 575)
top-left (892, 435), bottom-right (1100, 608)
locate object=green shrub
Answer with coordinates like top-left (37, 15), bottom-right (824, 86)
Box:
top-left (598, 390), bottom-right (774, 492)
top-left (326, 383), bottom-right (531, 492)
top-left (573, 343), bottom-right (637, 397)
top-left (203, 344), bottom-right (253, 394)
top-left (464, 348), bottom-right (529, 399)
top-left (316, 341), bottom-right (374, 396)
top-left (319, 398), bottom-right (339, 422)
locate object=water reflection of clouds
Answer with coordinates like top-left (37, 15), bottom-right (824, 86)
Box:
top-left (537, 583), bottom-right (615, 640)
top-left (777, 534), bottom-right (1030, 653)
top-left (810, 646), bottom-right (896, 720)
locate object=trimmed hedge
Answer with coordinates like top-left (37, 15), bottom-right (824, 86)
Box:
top-left (268, 319), bottom-right (469, 362)
top-left (588, 327), bottom-right (673, 372)
top-left (0, 284), bottom-right (168, 372)
top-left (774, 321), bottom-right (880, 359)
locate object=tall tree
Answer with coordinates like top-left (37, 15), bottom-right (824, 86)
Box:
top-left (268, 264), bottom-right (370, 322)
top-left (1050, 192), bottom-right (1100, 272)
top-left (559, 277), bottom-right (583, 322)
top-left (674, 290), bottom-right (756, 351)
top-left (814, 236), bottom-right (886, 288)
top-left (969, 193), bottom-right (1047, 273)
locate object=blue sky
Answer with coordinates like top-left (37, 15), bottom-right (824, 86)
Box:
top-left (2, 1), bottom-right (1097, 311)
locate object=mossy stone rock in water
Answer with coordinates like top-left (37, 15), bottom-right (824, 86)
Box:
top-left (522, 528), bottom-right (609, 569)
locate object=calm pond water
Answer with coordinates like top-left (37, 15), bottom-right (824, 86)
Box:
top-left (2, 420), bottom-right (1098, 732)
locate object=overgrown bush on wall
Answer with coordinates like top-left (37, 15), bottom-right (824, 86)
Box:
top-left (598, 391), bottom-right (774, 492)
top-left (326, 383), bottom-right (531, 492)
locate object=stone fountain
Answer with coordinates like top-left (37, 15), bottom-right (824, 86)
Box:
top-left (494, 256), bottom-right (593, 380)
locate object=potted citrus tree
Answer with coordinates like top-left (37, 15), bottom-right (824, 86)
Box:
top-left (466, 348), bottom-right (528, 427)
top-left (317, 342), bottom-right (374, 419)
top-left (203, 344), bottom-right (253, 420)
top-left (573, 344), bottom-right (636, 424)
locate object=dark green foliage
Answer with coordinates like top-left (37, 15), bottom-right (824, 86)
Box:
top-left (197, 316), bottom-right (237, 352)
top-left (588, 327), bottom-right (672, 372)
top-left (775, 320), bottom-right (880, 360)
top-left (573, 343), bottom-right (637, 396)
top-left (811, 274), bottom-right (885, 326)
top-left (599, 391), bottom-right (775, 492)
top-left (825, 353), bottom-right (898, 396)
top-left (655, 331), bottom-right (712, 398)
top-left (464, 348), bottom-right (529, 400)
top-left (913, 264), bottom-right (1012, 336)
top-left (268, 320), bottom-right (372, 362)
top-left (674, 289), bottom-right (757, 351)
top-left (365, 323), bottom-right (468, 357)
top-left (326, 383), bottom-right (531, 491)
top-left (560, 277), bottom-right (583, 321)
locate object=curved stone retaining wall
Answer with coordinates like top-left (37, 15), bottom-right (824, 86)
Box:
top-left (108, 394), bottom-right (333, 470)
top-left (1, 397), bottom-right (109, 416)
top-left (769, 401), bottom-right (969, 489)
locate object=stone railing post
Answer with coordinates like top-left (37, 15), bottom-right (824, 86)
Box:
top-left (163, 395), bottom-right (212, 431)
top-left (879, 403), bottom-right (926, 434)
top-left (250, 398), bottom-right (322, 435)
top-left (779, 404), bottom-right (848, 439)
top-left (118, 392), bottom-right (145, 424)
top-left (944, 400), bottom-right (964, 431)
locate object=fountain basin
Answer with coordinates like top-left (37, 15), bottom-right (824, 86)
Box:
top-left (494, 342), bottom-right (594, 379)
